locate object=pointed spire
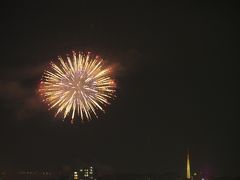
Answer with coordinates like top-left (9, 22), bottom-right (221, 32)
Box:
top-left (187, 149), bottom-right (191, 179)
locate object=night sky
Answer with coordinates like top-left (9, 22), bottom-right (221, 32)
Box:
top-left (0, 1), bottom-right (239, 177)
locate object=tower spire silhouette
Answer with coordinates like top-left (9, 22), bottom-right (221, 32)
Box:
top-left (187, 150), bottom-right (191, 179)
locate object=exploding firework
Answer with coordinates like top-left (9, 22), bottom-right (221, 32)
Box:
top-left (39, 51), bottom-right (116, 123)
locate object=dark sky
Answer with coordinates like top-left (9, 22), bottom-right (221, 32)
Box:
top-left (0, 1), bottom-right (239, 177)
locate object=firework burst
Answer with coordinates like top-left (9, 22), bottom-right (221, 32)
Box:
top-left (39, 51), bottom-right (116, 123)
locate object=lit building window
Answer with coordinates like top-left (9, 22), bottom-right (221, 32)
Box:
top-left (77, 166), bottom-right (96, 179)
top-left (74, 171), bottom-right (78, 180)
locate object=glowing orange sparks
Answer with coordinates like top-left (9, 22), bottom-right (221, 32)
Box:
top-left (39, 51), bottom-right (116, 123)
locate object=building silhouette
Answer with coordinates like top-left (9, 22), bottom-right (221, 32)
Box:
top-left (73, 166), bottom-right (97, 180)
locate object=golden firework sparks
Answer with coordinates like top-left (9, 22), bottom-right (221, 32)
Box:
top-left (39, 51), bottom-right (116, 123)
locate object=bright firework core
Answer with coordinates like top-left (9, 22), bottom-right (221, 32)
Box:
top-left (39, 51), bottom-right (116, 123)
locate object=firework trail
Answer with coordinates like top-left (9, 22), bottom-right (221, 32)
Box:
top-left (39, 51), bottom-right (116, 123)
